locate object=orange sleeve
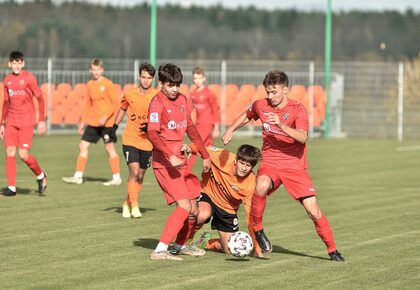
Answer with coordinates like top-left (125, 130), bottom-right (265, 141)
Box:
top-left (120, 93), bottom-right (129, 110)
top-left (82, 82), bottom-right (92, 123)
top-left (104, 79), bottom-right (118, 118)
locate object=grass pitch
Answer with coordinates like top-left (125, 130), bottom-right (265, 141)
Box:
top-left (0, 135), bottom-right (419, 289)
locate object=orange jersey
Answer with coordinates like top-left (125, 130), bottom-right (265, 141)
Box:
top-left (121, 87), bottom-right (159, 150)
top-left (83, 76), bottom-right (118, 127)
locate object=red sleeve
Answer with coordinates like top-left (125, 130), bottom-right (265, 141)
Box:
top-left (295, 103), bottom-right (309, 132)
top-left (147, 130), bottom-right (173, 157)
top-left (186, 114), bottom-right (210, 159)
top-left (29, 75), bottom-right (45, 121)
top-left (208, 90), bottom-right (220, 123)
top-left (1, 85), bottom-right (9, 123)
top-left (246, 101), bottom-right (259, 121)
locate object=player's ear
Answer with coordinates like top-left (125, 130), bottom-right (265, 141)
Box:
top-left (158, 81), bottom-right (163, 87)
top-left (21, 60), bottom-right (25, 68)
top-left (7, 62), bottom-right (11, 68)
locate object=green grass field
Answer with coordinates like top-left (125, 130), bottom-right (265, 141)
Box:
top-left (0, 135), bottom-right (419, 289)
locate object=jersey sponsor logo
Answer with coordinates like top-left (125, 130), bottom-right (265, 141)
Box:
top-left (130, 114), bottom-right (147, 121)
top-left (150, 113), bottom-right (159, 123)
top-left (167, 120), bottom-right (187, 130)
top-left (8, 89), bottom-right (26, 97)
top-left (263, 122), bottom-right (287, 135)
top-left (167, 109), bottom-right (172, 113)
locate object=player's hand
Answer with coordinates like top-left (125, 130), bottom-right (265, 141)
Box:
top-left (211, 126), bottom-right (220, 139)
top-left (139, 122), bottom-right (148, 133)
top-left (98, 115), bottom-right (108, 126)
top-left (180, 144), bottom-right (192, 160)
top-left (0, 124), bottom-right (5, 140)
top-left (78, 123), bottom-right (85, 135)
top-left (267, 112), bottom-right (281, 126)
top-left (202, 158), bottom-right (211, 173)
top-left (222, 129), bottom-right (233, 145)
top-left (38, 121), bottom-right (46, 136)
top-left (169, 155), bottom-right (184, 169)
top-left (109, 124), bottom-right (118, 141)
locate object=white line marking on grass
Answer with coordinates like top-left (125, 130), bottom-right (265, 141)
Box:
top-left (397, 145), bottom-right (420, 152)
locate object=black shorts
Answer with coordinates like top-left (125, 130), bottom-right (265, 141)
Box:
top-left (82, 125), bottom-right (117, 144)
top-left (197, 192), bottom-right (239, 233)
top-left (122, 145), bottom-right (152, 169)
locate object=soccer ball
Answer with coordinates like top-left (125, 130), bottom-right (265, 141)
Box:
top-left (227, 231), bottom-right (253, 258)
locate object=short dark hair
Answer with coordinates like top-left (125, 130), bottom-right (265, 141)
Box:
top-left (236, 144), bottom-right (261, 167)
top-left (90, 58), bottom-right (103, 68)
top-left (192, 67), bottom-right (205, 76)
top-left (139, 62), bottom-right (156, 77)
top-left (263, 70), bottom-right (289, 87)
top-left (9, 51), bottom-right (24, 62)
top-left (158, 63), bottom-right (183, 85)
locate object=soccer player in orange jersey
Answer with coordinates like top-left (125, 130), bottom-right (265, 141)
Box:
top-left (0, 51), bottom-right (47, 197)
top-left (187, 67), bottom-right (220, 171)
top-left (183, 144), bottom-right (263, 257)
top-left (223, 70), bottom-right (344, 262)
top-left (62, 59), bottom-right (121, 186)
top-left (147, 63), bottom-right (211, 260)
top-left (110, 63), bottom-right (159, 218)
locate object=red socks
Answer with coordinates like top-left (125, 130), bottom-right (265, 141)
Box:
top-left (6, 156), bottom-right (16, 186)
top-left (159, 207), bottom-right (189, 245)
top-left (175, 217), bottom-right (196, 246)
top-left (24, 155), bottom-right (42, 176)
top-left (251, 192), bottom-right (267, 231)
top-left (314, 215), bottom-right (336, 253)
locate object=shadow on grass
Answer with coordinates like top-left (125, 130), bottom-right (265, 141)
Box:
top-left (133, 238), bottom-right (159, 250)
top-left (83, 176), bottom-right (109, 183)
top-left (272, 245), bottom-right (330, 261)
top-left (103, 207), bottom-right (156, 214)
top-left (225, 258), bottom-right (251, 262)
top-left (1, 187), bottom-right (34, 196)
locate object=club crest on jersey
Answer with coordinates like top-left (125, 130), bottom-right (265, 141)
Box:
top-left (150, 113), bottom-right (159, 123)
top-left (283, 113), bottom-right (289, 121)
top-left (263, 123), bottom-right (271, 132)
top-left (168, 121), bottom-right (176, 129)
top-left (8, 89), bottom-right (13, 96)
top-left (180, 105), bottom-right (185, 112)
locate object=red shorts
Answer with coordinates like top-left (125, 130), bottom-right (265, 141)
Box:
top-left (196, 123), bottom-right (213, 146)
top-left (4, 124), bottom-right (34, 149)
top-left (257, 164), bottom-right (316, 200)
top-left (153, 167), bottom-right (201, 205)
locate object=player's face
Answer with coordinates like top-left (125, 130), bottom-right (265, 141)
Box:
top-left (193, 73), bottom-right (205, 88)
top-left (265, 84), bottom-right (288, 108)
top-left (139, 70), bottom-right (154, 90)
top-left (160, 82), bottom-right (180, 100)
top-left (233, 159), bottom-right (253, 178)
top-left (90, 64), bottom-right (104, 80)
top-left (8, 60), bottom-right (25, 75)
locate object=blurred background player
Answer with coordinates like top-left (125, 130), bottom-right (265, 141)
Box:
top-left (181, 144), bottom-right (263, 257)
top-left (62, 59), bottom-right (121, 186)
top-left (223, 70), bottom-right (345, 262)
top-left (110, 63), bottom-right (159, 218)
top-left (147, 63), bottom-right (211, 260)
top-left (186, 67), bottom-right (220, 171)
top-left (0, 51), bottom-right (47, 196)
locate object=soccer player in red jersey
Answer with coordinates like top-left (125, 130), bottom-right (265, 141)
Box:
top-left (222, 70), bottom-right (345, 262)
top-left (186, 67), bottom-right (220, 171)
top-left (0, 51), bottom-right (47, 197)
top-left (147, 63), bottom-right (211, 260)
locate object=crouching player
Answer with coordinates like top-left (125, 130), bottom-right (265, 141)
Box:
top-left (184, 144), bottom-right (264, 257)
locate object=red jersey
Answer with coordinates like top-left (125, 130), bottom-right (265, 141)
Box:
top-left (189, 86), bottom-right (219, 125)
top-left (148, 91), bottom-right (209, 168)
top-left (246, 98), bottom-right (309, 170)
top-left (2, 70), bottom-right (44, 127)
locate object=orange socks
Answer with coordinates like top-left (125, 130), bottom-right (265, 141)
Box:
top-left (76, 156), bottom-right (88, 172)
top-left (127, 181), bottom-right (141, 207)
top-left (109, 156), bottom-right (120, 174)
top-left (205, 239), bottom-right (223, 252)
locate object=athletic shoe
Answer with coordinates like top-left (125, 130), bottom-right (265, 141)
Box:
top-left (62, 176), bottom-right (83, 184)
top-left (103, 178), bottom-right (122, 186)
top-left (195, 232), bottom-right (211, 249)
top-left (254, 229), bottom-right (273, 253)
top-left (1, 188), bottom-right (16, 197)
top-left (150, 251), bottom-right (183, 261)
top-left (329, 250), bottom-right (345, 262)
top-left (175, 245), bottom-right (206, 257)
top-left (131, 207), bottom-right (142, 218)
top-left (37, 173), bottom-right (47, 194)
top-left (122, 205), bottom-right (131, 218)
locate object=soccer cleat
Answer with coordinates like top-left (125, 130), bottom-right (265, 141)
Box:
top-left (195, 232), bottom-right (211, 250)
top-left (150, 251), bottom-right (183, 261)
top-left (254, 229), bottom-right (273, 253)
top-left (37, 173), bottom-right (47, 194)
top-left (1, 188), bottom-right (17, 197)
top-left (62, 176), bottom-right (83, 185)
top-left (329, 250), bottom-right (345, 262)
top-left (131, 207), bottom-right (142, 218)
top-left (122, 205), bottom-right (131, 218)
top-left (103, 178), bottom-right (122, 186)
top-left (172, 245), bottom-right (206, 257)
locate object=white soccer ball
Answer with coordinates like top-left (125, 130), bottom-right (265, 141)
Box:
top-left (227, 231), bottom-right (254, 258)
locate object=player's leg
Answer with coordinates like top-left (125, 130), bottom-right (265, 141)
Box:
top-left (129, 149), bottom-right (152, 218)
top-left (2, 145), bottom-right (17, 196)
top-left (301, 196), bottom-right (344, 262)
top-left (102, 127), bottom-right (121, 186)
top-left (62, 140), bottom-right (91, 184)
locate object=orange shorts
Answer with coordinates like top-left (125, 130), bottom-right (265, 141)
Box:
top-left (153, 167), bottom-right (201, 205)
top-left (4, 124), bottom-right (34, 149)
top-left (257, 164), bottom-right (316, 200)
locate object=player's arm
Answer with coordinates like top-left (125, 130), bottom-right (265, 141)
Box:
top-left (99, 81), bottom-right (118, 126)
top-left (209, 91), bottom-right (220, 139)
top-left (80, 90), bottom-right (92, 135)
top-left (186, 114), bottom-right (211, 172)
top-left (222, 110), bottom-right (251, 145)
top-left (0, 86), bottom-right (9, 140)
top-left (28, 74), bottom-right (46, 135)
top-left (266, 108), bottom-right (308, 144)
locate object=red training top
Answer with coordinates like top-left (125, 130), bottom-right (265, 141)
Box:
top-left (189, 86), bottom-right (219, 125)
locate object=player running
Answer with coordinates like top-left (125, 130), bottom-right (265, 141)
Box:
top-left (110, 63), bottom-right (159, 218)
top-left (147, 63), bottom-right (211, 261)
top-left (62, 59), bottom-right (121, 186)
top-left (222, 70), bottom-right (345, 262)
top-left (1, 51), bottom-right (47, 197)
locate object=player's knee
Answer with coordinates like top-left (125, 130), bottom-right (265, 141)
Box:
top-left (18, 150), bottom-right (29, 160)
top-left (255, 183), bottom-right (269, 197)
top-left (6, 147), bottom-right (16, 156)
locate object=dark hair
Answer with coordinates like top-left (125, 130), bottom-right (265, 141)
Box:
top-left (263, 70), bottom-right (289, 87)
top-left (158, 63), bottom-right (183, 85)
top-left (192, 67), bottom-right (205, 76)
top-left (236, 144), bottom-right (261, 167)
top-left (139, 62), bottom-right (156, 77)
top-left (90, 58), bottom-right (103, 68)
top-left (9, 51), bottom-right (24, 62)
